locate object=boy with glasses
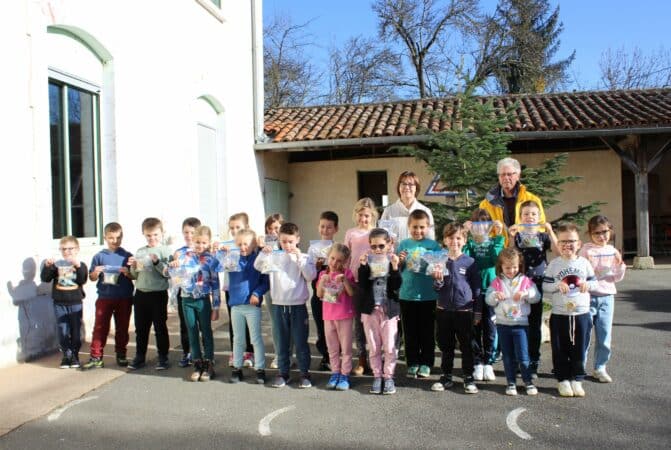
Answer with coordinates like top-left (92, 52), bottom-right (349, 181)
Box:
top-left (543, 223), bottom-right (597, 398)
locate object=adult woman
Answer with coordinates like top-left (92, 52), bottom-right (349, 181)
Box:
top-left (380, 171), bottom-right (435, 241)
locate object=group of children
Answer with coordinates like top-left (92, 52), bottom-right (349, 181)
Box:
top-left (42, 197), bottom-right (625, 398)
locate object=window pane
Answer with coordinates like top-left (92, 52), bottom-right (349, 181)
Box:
top-left (49, 82), bottom-right (67, 238)
top-left (67, 87), bottom-right (97, 238)
top-left (211, 0), bottom-right (221, 7)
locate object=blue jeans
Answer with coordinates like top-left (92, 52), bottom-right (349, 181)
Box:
top-left (54, 303), bottom-right (82, 358)
top-left (231, 304), bottom-right (265, 369)
top-left (271, 304), bottom-right (310, 375)
top-left (586, 295), bottom-right (614, 371)
top-left (497, 324), bottom-right (531, 384)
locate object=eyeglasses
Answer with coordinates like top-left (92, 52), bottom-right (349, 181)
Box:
top-left (370, 244), bottom-right (386, 250)
top-left (558, 240), bottom-right (578, 245)
top-left (498, 172), bottom-right (518, 178)
top-left (591, 230), bottom-right (610, 236)
top-left (59, 247), bottom-right (77, 251)
top-left (400, 182), bottom-right (416, 188)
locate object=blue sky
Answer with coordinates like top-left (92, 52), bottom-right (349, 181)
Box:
top-left (263, 0), bottom-right (670, 94)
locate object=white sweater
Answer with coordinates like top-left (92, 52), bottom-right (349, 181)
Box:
top-left (543, 256), bottom-right (597, 316)
top-left (253, 251), bottom-right (316, 305)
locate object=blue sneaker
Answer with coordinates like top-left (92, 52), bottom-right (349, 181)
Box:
top-left (178, 353), bottom-right (192, 368)
top-left (370, 377), bottom-right (383, 394)
top-left (407, 365), bottom-right (419, 378)
top-left (335, 375), bottom-right (350, 391)
top-left (326, 373), bottom-right (340, 389)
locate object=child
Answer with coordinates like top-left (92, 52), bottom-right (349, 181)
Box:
top-left (344, 198), bottom-right (378, 375)
top-left (254, 222), bottom-right (316, 388)
top-left (178, 225), bottom-right (221, 381)
top-left (228, 229), bottom-right (270, 384)
top-left (127, 217), bottom-right (172, 370)
top-left (508, 200), bottom-right (558, 378)
top-left (543, 223), bottom-right (597, 397)
top-left (309, 211), bottom-right (339, 372)
top-left (397, 209), bottom-right (441, 379)
top-left (464, 208), bottom-right (505, 382)
top-left (40, 236), bottom-right (88, 368)
top-left (173, 217), bottom-right (201, 368)
top-left (430, 223), bottom-right (481, 394)
top-left (316, 244), bottom-right (356, 391)
top-left (578, 215), bottom-right (626, 383)
top-left (356, 228), bottom-right (402, 394)
top-left (84, 222), bottom-right (134, 369)
top-left (223, 212), bottom-right (254, 368)
top-left (485, 248), bottom-right (540, 396)
top-left (260, 213), bottom-right (284, 370)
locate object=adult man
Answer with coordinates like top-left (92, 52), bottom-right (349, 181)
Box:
top-left (480, 157), bottom-right (546, 232)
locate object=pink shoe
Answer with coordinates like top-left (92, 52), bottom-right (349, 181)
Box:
top-left (243, 352), bottom-right (254, 368)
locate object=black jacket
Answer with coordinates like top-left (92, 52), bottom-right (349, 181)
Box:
top-left (356, 263), bottom-right (402, 319)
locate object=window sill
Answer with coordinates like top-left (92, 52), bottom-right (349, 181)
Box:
top-left (194, 0), bottom-right (225, 23)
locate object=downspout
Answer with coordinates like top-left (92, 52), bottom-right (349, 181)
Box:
top-left (251, 0), bottom-right (265, 143)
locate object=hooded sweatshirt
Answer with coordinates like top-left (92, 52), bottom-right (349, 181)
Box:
top-left (485, 273), bottom-right (540, 326)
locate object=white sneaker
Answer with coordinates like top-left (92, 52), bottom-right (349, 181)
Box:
top-left (473, 364), bottom-right (484, 381)
top-left (525, 384), bottom-right (538, 396)
top-left (593, 368), bottom-right (612, 383)
top-left (558, 380), bottom-right (574, 397)
top-left (483, 365), bottom-right (496, 381)
top-left (270, 358), bottom-right (278, 369)
top-left (505, 384), bottom-right (517, 396)
top-left (571, 380), bottom-right (585, 397)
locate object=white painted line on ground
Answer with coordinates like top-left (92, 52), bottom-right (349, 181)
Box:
top-left (506, 407), bottom-right (532, 440)
top-left (258, 405), bottom-right (296, 437)
top-left (47, 396), bottom-right (98, 422)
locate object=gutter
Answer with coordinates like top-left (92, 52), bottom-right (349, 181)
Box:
top-left (250, 0), bottom-right (265, 142)
top-left (254, 126), bottom-right (671, 152)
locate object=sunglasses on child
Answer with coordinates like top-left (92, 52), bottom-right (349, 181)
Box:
top-left (370, 244), bottom-right (386, 250)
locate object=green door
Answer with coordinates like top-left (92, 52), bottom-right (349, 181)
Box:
top-left (263, 178), bottom-right (289, 220)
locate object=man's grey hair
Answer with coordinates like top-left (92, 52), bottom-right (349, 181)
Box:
top-left (497, 158), bottom-right (521, 174)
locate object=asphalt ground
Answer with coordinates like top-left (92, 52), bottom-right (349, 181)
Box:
top-left (1, 268), bottom-right (669, 449)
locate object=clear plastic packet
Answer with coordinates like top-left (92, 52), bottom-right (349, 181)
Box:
top-left (168, 263), bottom-right (199, 290)
top-left (470, 221), bottom-right (493, 244)
top-left (590, 252), bottom-right (620, 279)
top-left (134, 250), bottom-right (154, 271)
top-left (422, 250), bottom-right (450, 276)
top-left (501, 299), bottom-right (523, 320)
top-left (367, 253), bottom-right (390, 279)
top-left (55, 259), bottom-right (77, 287)
top-left (102, 265), bottom-right (122, 285)
top-left (257, 250), bottom-right (286, 274)
top-left (321, 276), bottom-right (343, 303)
top-left (263, 235), bottom-right (280, 250)
top-left (377, 219), bottom-right (399, 242)
top-left (404, 247), bottom-right (426, 273)
top-left (216, 247), bottom-right (241, 272)
top-left (517, 224), bottom-right (542, 248)
top-left (308, 240), bottom-right (333, 261)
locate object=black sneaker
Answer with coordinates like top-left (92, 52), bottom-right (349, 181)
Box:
top-left (127, 358), bottom-right (146, 370)
top-left (116, 353), bottom-right (128, 367)
top-left (230, 368), bottom-right (243, 384)
top-left (464, 376), bottom-right (479, 394)
top-left (178, 353), bottom-right (192, 368)
top-left (82, 357), bottom-right (104, 370)
top-left (200, 360), bottom-right (214, 381)
top-left (256, 369), bottom-right (266, 384)
top-left (70, 357), bottom-right (81, 369)
top-left (155, 359), bottom-right (170, 370)
top-left (431, 375), bottom-right (453, 391)
top-left (318, 358), bottom-right (331, 372)
top-left (59, 356), bottom-right (71, 369)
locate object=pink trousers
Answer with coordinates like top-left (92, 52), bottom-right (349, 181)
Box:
top-left (324, 318), bottom-right (353, 375)
top-left (362, 307), bottom-right (399, 379)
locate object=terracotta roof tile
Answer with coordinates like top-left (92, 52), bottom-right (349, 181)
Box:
top-left (263, 89), bottom-right (671, 143)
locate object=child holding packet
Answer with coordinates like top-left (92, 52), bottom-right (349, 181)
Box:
top-left (485, 248), bottom-right (540, 395)
top-left (316, 244), bottom-right (356, 391)
top-left (356, 228), bottom-right (402, 394)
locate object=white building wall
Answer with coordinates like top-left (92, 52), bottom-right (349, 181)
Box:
top-left (0, 0), bottom-right (265, 367)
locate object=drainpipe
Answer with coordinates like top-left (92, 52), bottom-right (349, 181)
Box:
top-left (251, 0), bottom-right (265, 143)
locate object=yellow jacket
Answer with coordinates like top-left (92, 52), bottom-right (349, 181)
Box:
top-left (479, 183), bottom-right (546, 245)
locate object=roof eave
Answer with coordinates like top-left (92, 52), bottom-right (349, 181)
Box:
top-left (255, 126), bottom-right (671, 152)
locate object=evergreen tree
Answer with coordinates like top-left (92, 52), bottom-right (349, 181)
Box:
top-left (487, 0), bottom-right (575, 93)
top-left (395, 86), bottom-right (601, 231)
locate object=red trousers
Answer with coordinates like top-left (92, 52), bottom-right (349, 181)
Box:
top-left (89, 298), bottom-right (133, 358)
